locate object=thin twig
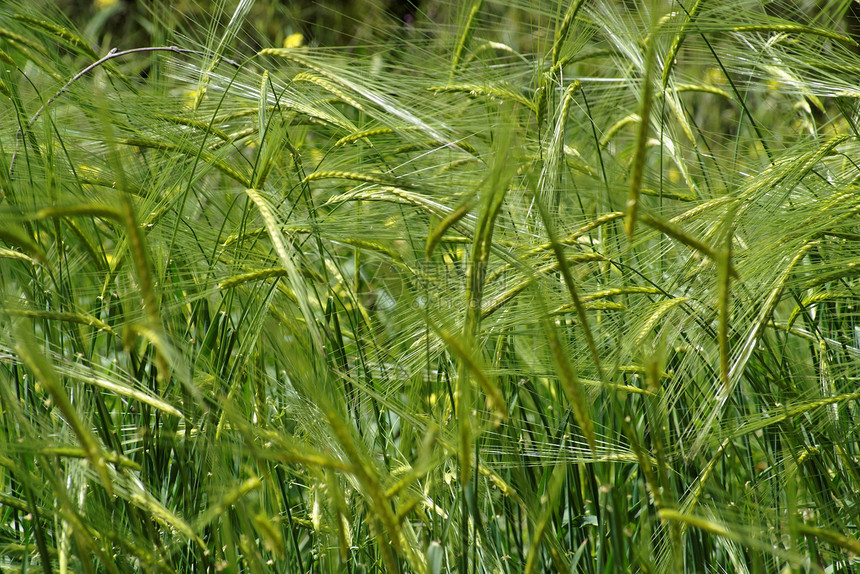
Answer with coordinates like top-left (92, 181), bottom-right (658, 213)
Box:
top-left (29, 46), bottom-right (240, 127)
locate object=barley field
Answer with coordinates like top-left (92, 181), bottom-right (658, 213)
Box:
top-left (1, 1), bottom-right (860, 572)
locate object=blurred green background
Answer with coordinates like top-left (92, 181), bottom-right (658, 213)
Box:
top-left (51, 0), bottom-right (428, 50)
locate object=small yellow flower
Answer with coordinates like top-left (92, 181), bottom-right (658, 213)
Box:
top-left (283, 33), bottom-right (304, 49)
top-left (94, 0), bottom-right (119, 9)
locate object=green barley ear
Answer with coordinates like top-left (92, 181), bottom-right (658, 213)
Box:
top-left (0, 228), bottom-right (49, 266)
top-left (550, 0), bottom-right (585, 69)
top-left (536, 80), bottom-right (580, 214)
top-left (192, 0), bottom-right (253, 110)
top-left (252, 510), bottom-right (285, 559)
top-left (729, 24), bottom-right (856, 46)
top-left (456, 102), bottom-right (518, 486)
top-left (0, 47), bottom-right (15, 66)
top-left (631, 297), bottom-right (691, 350)
top-left (435, 325), bottom-right (508, 422)
top-left (533, 82), bottom-right (547, 133)
top-left (293, 72), bottom-right (366, 111)
top-left (624, 6), bottom-right (660, 240)
top-left (450, 0), bottom-right (484, 80)
top-left (244, 187), bottom-right (324, 353)
top-left (425, 192), bottom-right (477, 258)
top-left (662, 0), bottom-right (704, 88)
top-left (217, 267), bottom-right (288, 290)
top-left (428, 84), bottom-right (537, 112)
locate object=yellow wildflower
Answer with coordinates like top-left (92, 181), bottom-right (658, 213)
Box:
top-left (283, 33), bottom-right (304, 49)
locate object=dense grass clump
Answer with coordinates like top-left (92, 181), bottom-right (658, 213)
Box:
top-left (1, 0), bottom-right (860, 572)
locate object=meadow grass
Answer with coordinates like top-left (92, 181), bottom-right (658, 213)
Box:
top-left (1, 0), bottom-right (860, 572)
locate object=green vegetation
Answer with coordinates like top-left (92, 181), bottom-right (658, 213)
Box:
top-left (1, 0), bottom-right (860, 571)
